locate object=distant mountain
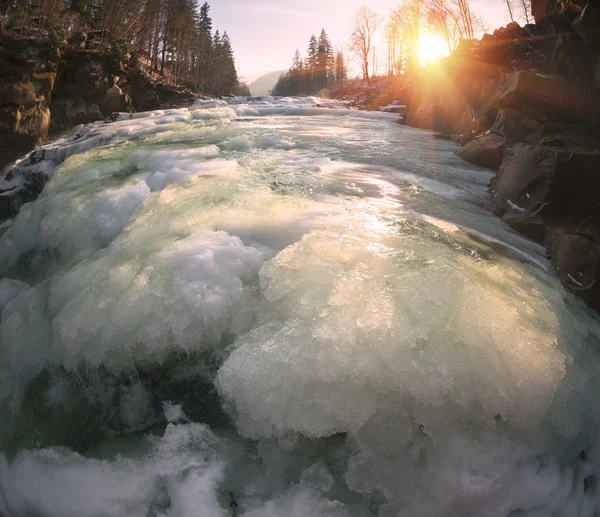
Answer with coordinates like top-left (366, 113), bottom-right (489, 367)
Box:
top-left (249, 71), bottom-right (285, 96)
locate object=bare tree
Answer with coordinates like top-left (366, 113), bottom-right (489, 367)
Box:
top-left (521, 0), bottom-right (531, 22)
top-left (505, 0), bottom-right (515, 22)
top-left (390, 0), bottom-right (424, 72)
top-left (453, 0), bottom-right (474, 39)
top-left (426, 0), bottom-right (459, 52)
top-left (425, 0), bottom-right (476, 53)
top-left (349, 5), bottom-right (381, 84)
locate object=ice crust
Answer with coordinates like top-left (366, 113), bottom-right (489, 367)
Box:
top-left (2, 97), bottom-right (600, 517)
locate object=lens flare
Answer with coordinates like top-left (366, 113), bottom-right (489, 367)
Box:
top-left (419, 32), bottom-right (450, 66)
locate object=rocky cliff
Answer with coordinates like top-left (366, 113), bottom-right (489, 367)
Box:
top-left (0, 34), bottom-right (198, 221)
top-left (0, 36), bottom-right (60, 172)
top-left (405, 0), bottom-right (600, 309)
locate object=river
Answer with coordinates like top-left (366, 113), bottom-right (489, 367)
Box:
top-left (1, 97), bottom-right (600, 517)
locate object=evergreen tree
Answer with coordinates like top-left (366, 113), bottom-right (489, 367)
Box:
top-left (2, 1), bottom-right (248, 98)
top-left (335, 51), bottom-right (347, 89)
top-left (198, 1), bottom-right (212, 31)
top-left (305, 34), bottom-right (318, 94)
top-left (273, 30), bottom-right (338, 97)
top-left (316, 29), bottom-right (333, 91)
top-left (287, 49), bottom-right (305, 95)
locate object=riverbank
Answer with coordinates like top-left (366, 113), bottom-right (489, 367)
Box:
top-left (403, 15), bottom-right (600, 310)
top-left (0, 33), bottom-right (204, 221)
top-left (329, 8), bottom-right (600, 311)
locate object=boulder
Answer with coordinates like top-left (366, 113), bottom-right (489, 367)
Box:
top-left (550, 228), bottom-right (600, 309)
top-left (455, 133), bottom-right (506, 170)
top-left (501, 212), bottom-right (548, 243)
top-left (524, 124), bottom-right (600, 151)
top-left (490, 108), bottom-right (539, 142)
top-left (490, 143), bottom-right (600, 219)
top-left (496, 71), bottom-right (600, 130)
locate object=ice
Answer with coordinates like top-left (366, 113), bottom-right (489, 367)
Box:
top-left (0, 279), bottom-right (29, 315)
top-left (0, 230), bottom-right (265, 378)
top-left (224, 134), bottom-right (252, 151)
top-left (3, 96), bottom-right (600, 517)
top-left (0, 423), bottom-right (227, 517)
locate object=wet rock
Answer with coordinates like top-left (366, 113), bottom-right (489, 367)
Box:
top-left (455, 133), bottom-right (506, 170)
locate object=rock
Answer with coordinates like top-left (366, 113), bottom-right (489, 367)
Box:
top-left (550, 228), bottom-right (600, 308)
top-left (105, 112), bottom-right (121, 123)
top-left (524, 123), bottom-right (600, 151)
top-left (31, 72), bottom-right (56, 92)
top-left (490, 108), bottom-right (540, 142)
top-left (29, 149), bottom-right (46, 164)
top-left (4, 82), bottom-right (38, 107)
top-left (100, 92), bottom-right (131, 115)
top-left (0, 185), bottom-right (25, 220)
top-left (545, 0), bottom-right (600, 91)
top-left (0, 179), bottom-right (16, 193)
top-left (501, 211), bottom-right (548, 243)
top-left (491, 143), bottom-right (600, 219)
top-left (0, 34), bottom-right (59, 170)
top-left (496, 71), bottom-right (600, 130)
top-left (455, 133), bottom-right (506, 169)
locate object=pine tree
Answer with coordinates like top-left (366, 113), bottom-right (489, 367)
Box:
top-left (3, 0), bottom-right (246, 97)
top-left (305, 34), bottom-right (318, 94)
top-left (316, 29), bottom-right (333, 91)
top-left (198, 1), bottom-right (212, 31)
top-left (335, 51), bottom-right (347, 89)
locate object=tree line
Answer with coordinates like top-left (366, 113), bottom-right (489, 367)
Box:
top-left (272, 29), bottom-right (347, 96)
top-left (0, 0), bottom-right (248, 96)
top-left (274, 0), bottom-right (533, 95)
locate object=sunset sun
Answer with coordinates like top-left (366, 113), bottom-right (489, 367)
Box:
top-left (419, 32), bottom-right (451, 66)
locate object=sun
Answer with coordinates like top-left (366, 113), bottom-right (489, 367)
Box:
top-left (419, 33), bottom-right (450, 66)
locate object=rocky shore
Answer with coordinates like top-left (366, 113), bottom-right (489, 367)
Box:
top-left (402, 0), bottom-right (600, 310)
top-left (0, 33), bottom-right (197, 221)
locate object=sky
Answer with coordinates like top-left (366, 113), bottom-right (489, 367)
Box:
top-left (208, 0), bottom-right (516, 80)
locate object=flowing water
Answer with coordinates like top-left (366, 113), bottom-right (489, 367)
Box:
top-left (1, 97), bottom-right (600, 517)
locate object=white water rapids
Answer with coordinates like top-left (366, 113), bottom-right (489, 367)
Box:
top-left (1, 97), bottom-right (600, 517)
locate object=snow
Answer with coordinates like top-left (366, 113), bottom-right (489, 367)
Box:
top-left (507, 199), bottom-right (527, 213)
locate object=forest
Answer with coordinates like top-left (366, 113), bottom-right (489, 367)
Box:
top-left (0, 0), bottom-right (247, 97)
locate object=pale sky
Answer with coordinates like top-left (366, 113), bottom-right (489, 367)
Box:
top-left (208, 0), bottom-right (515, 79)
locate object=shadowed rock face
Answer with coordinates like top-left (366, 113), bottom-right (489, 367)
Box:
top-left (496, 71), bottom-right (600, 132)
top-left (0, 35), bottom-right (198, 175)
top-left (544, 0), bottom-right (600, 93)
top-left (0, 35), bottom-right (60, 171)
top-left (0, 35), bottom-right (198, 221)
top-left (455, 133), bottom-right (506, 170)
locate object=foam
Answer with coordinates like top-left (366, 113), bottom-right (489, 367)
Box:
top-left (0, 422), bottom-right (226, 517)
